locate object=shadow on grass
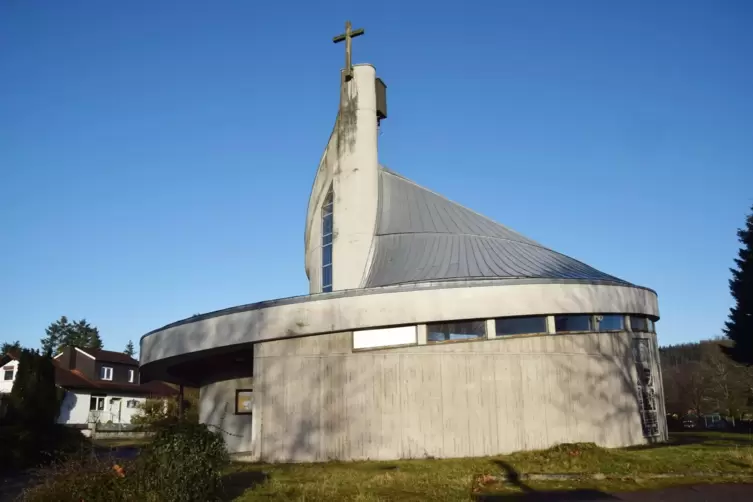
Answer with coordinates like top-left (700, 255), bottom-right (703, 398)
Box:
top-left (220, 470), bottom-right (268, 501)
top-left (474, 461), bottom-right (617, 501)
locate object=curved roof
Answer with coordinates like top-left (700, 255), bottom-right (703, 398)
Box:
top-left (364, 167), bottom-right (631, 288)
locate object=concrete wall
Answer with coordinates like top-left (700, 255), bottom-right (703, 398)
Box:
top-left (205, 330), bottom-right (665, 462)
top-left (200, 377), bottom-right (256, 456)
top-left (304, 64), bottom-right (380, 293)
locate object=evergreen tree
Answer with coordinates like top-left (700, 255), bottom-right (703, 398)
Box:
top-left (40, 316), bottom-right (104, 354)
top-left (40, 316), bottom-right (72, 355)
top-left (7, 349), bottom-right (59, 427)
top-left (1, 340), bottom-right (22, 354)
top-left (723, 204), bottom-right (753, 365)
top-left (69, 319), bottom-right (103, 349)
top-left (124, 340), bottom-right (136, 357)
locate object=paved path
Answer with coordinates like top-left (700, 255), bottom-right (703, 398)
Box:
top-left (613, 483), bottom-right (753, 501)
top-left (479, 484), bottom-right (753, 501)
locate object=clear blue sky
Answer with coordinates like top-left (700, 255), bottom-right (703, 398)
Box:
top-left (1, 1), bottom-right (751, 353)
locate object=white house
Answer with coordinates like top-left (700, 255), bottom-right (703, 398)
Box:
top-left (1, 347), bottom-right (177, 427)
top-left (1, 358), bottom-right (19, 394)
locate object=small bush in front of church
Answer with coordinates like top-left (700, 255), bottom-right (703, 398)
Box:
top-left (132, 422), bottom-right (229, 501)
top-left (22, 456), bottom-right (140, 502)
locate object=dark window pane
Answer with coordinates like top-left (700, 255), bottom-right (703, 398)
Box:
top-left (322, 214), bottom-right (333, 236)
top-left (3, 370), bottom-right (13, 381)
top-left (323, 233), bottom-right (332, 246)
top-left (648, 319), bottom-right (655, 332)
top-left (554, 315), bottom-right (593, 333)
top-left (496, 316), bottom-right (547, 336)
top-left (427, 320), bottom-right (486, 343)
top-left (322, 265), bottom-right (332, 291)
top-left (323, 245), bottom-right (332, 266)
top-left (630, 316), bottom-right (649, 332)
top-left (598, 315), bottom-right (624, 331)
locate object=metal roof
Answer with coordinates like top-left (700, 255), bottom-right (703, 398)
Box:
top-left (364, 167), bottom-right (631, 288)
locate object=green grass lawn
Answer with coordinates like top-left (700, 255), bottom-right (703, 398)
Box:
top-left (222, 432), bottom-right (753, 501)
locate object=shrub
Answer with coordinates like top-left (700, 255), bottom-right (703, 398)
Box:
top-left (22, 456), bottom-right (140, 502)
top-left (131, 390), bottom-right (199, 427)
top-left (133, 422), bottom-right (229, 501)
top-left (22, 423), bottom-right (228, 502)
top-left (0, 424), bottom-right (90, 471)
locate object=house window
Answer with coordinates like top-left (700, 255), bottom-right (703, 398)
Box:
top-left (596, 315), bottom-right (625, 332)
top-left (126, 399), bottom-right (140, 409)
top-left (128, 369), bottom-right (135, 383)
top-left (100, 366), bottom-right (113, 381)
top-left (427, 320), bottom-right (486, 343)
top-left (496, 316), bottom-right (547, 336)
top-left (322, 186), bottom-right (334, 293)
top-left (554, 315), bottom-right (593, 333)
top-left (630, 316), bottom-right (650, 332)
top-left (3, 369), bottom-right (13, 381)
top-left (89, 395), bottom-right (105, 411)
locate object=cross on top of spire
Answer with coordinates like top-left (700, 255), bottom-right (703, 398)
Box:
top-left (333, 21), bottom-right (364, 81)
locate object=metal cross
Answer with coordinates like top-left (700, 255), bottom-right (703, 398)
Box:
top-left (333, 20), bottom-right (364, 80)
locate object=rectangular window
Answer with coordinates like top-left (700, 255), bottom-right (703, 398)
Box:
top-left (597, 315), bottom-right (625, 332)
top-left (495, 316), bottom-right (547, 336)
top-left (630, 316), bottom-right (649, 332)
top-left (89, 396), bottom-right (105, 411)
top-left (353, 326), bottom-right (417, 349)
top-left (100, 366), bottom-right (113, 381)
top-left (322, 188), bottom-right (334, 293)
top-left (554, 315), bottom-right (593, 333)
top-left (427, 320), bottom-right (486, 343)
top-left (647, 319), bottom-right (655, 332)
top-left (126, 399), bottom-right (140, 409)
top-left (128, 369), bottom-right (135, 383)
top-left (3, 369), bottom-right (13, 381)
top-left (236, 389), bottom-right (253, 415)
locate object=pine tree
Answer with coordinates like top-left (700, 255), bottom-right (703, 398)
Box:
top-left (1, 341), bottom-right (21, 354)
top-left (723, 204), bottom-right (753, 365)
top-left (40, 317), bottom-right (104, 354)
top-left (40, 316), bottom-right (72, 355)
top-left (70, 319), bottom-right (103, 350)
top-left (124, 340), bottom-right (136, 357)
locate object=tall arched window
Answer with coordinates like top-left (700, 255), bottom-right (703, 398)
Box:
top-left (322, 187), bottom-right (334, 292)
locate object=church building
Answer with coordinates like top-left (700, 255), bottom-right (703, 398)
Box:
top-left (140, 23), bottom-right (666, 462)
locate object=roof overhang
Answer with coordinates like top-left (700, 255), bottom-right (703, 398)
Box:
top-left (140, 280), bottom-right (658, 385)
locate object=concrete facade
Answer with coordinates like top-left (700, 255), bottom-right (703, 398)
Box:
top-left (305, 65), bottom-right (380, 293)
top-left (250, 330), bottom-right (661, 462)
top-left (140, 59), bottom-right (666, 462)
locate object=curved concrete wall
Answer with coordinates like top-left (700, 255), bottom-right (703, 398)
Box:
top-left (140, 281), bottom-right (658, 379)
top-left (199, 329), bottom-right (666, 462)
top-left (304, 65), bottom-right (380, 293)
